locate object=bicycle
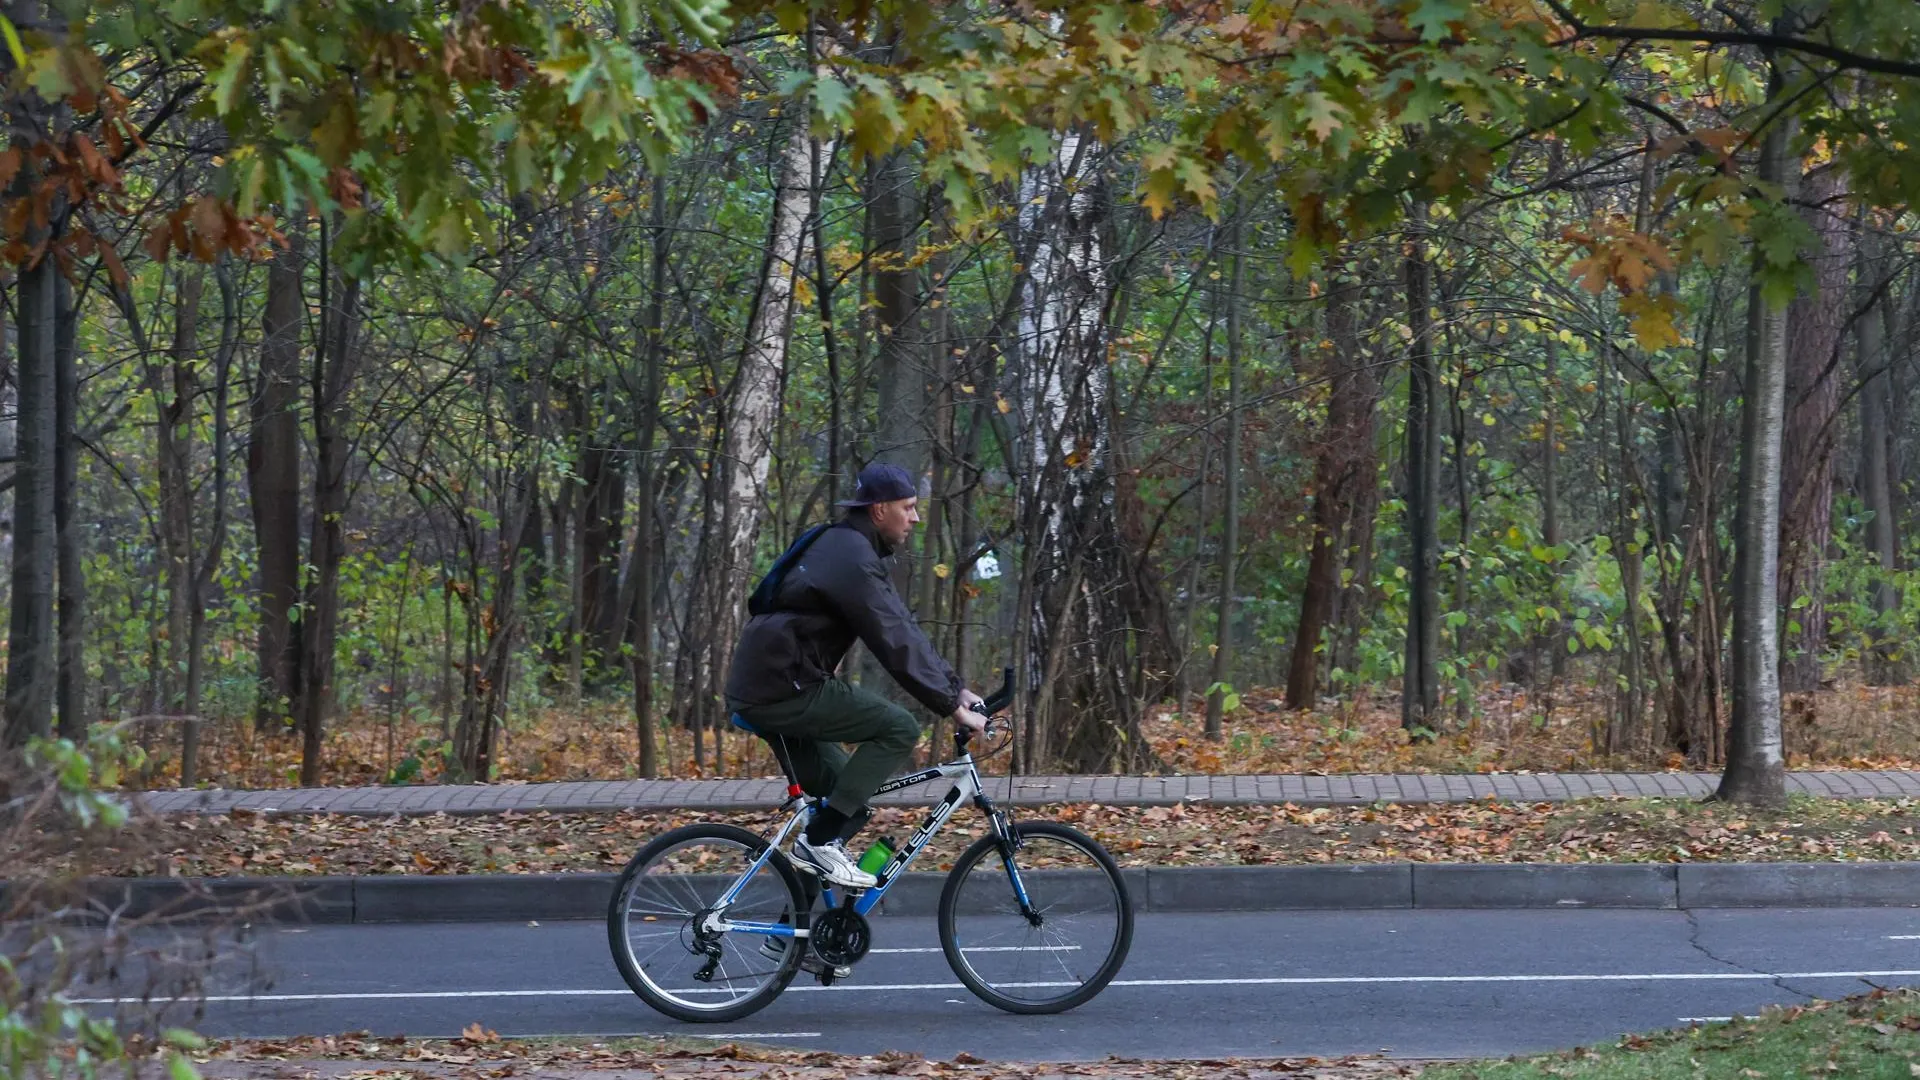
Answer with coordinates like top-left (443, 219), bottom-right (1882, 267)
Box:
top-left (606, 670), bottom-right (1134, 1023)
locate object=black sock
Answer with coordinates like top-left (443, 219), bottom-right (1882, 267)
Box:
top-left (805, 805), bottom-right (849, 845)
top-left (836, 805), bottom-right (873, 843)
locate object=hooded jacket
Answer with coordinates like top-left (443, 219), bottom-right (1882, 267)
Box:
top-left (724, 513), bottom-right (963, 716)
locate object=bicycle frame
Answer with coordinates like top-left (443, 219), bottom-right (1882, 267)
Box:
top-left (697, 749), bottom-right (1020, 941)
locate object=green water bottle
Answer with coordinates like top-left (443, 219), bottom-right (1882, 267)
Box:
top-left (857, 835), bottom-right (898, 876)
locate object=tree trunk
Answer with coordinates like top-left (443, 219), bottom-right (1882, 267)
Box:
top-left (1610, 351), bottom-right (1646, 755)
top-left (4, 245), bottom-right (53, 747)
top-left (4, 1), bottom-right (63, 749)
top-left (628, 170), bottom-right (668, 779)
top-left (1011, 128), bottom-right (1137, 771)
top-left (1856, 229), bottom-right (1901, 684)
top-left (860, 145), bottom-right (927, 698)
top-left (579, 438), bottom-right (626, 667)
top-left (298, 240), bottom-right (361, 788)
top-left (151, 268), bottom-right (204, 762)
top-left (453, 445), bottom-right (537, 782)
top-left (1540, 333), bottom-right (1567, 681)
top-left (54, 272), bottom-right (83, 742)
top-left (1204, 219), bottom-right (1244, 739)
top-left (703, 115), bottom-right (829, 728)
top-left (249, 233), bottom-right (304, 733)
top-left (182, 263), bottom-right (239, 786)
top-left (1719, 102), bottom-right (1796, 807)
top-left (1446, 308), bottom-right (1471, 730)
top-left (1401, 204), bottom-right (1441, 733)
top-left (871, 151), bottom-right (926, 478)
top-left (1292, 261), bottom-right (1371, 712)
top-left (1777, 164), bottom-right (1851, 692)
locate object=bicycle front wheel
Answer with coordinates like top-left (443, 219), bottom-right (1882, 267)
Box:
top-left (938, 820), bottom-right (1133, 1014)
top-left (607, 823), bottom-right (804, 1023)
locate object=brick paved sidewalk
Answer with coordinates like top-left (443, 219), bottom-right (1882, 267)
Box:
top-left (134, 769), bottom-right (1920, 816)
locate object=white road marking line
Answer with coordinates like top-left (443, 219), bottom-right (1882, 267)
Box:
top-left (1678, 1016), bottom-right (1733, 1023)
top-left (68, 968), bottom-right (1920, 1005)
top-left (1889, 935), bottom-right (1920, 940)
top-left (687, 1032), bottom-right (820, 1040)
top-left (869, 946), bottom-right (1080, 954)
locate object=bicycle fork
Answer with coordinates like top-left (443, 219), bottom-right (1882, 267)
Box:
top-left (977, 795), bottom-right (1043, 927)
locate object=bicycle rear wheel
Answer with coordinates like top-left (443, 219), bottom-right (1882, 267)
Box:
top-left (607, 823), bottom-right (804, 1023)
top-left (937, 820), bottom-right (1133, 1014)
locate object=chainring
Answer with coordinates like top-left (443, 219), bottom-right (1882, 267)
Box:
top-left (811, 907), bottom-right (873, 967)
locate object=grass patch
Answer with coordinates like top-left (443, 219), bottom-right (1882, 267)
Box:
top-left (1425, 990), bottom-right (1920, 1079)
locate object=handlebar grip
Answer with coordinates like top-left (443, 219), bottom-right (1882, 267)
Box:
top-left (953, 717), bottom-right (999, 753)
top-left (980, 666), bottom-right (1016, 715)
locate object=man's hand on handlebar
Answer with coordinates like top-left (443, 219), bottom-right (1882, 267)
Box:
top-left (959, 687), bottom-right (986, 713)
top-left (952, 704), bottom-right (990, 742)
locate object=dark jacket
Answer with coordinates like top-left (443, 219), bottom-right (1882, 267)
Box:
top-left (725, 514), bottom-right (962, 716)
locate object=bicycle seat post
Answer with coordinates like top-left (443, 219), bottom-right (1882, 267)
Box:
top-left (730, 713), bottom-right (805, 807)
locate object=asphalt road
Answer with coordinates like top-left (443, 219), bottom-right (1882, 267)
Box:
top-left (70, 908), bottom-right (1920, 1062)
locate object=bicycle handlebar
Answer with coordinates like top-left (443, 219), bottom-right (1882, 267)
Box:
top-left (980, 667), bottom-right (1015, 716)
top-left (956, 667), bottom-right (1016, 753)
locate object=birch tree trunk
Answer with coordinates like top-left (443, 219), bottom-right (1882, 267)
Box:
top-left (1010, 129), bottom-right (1141, 770)
top-left (1719, 102), bottom-right (1796, 807)
top-left (693, 112), bottom-right (830, 737)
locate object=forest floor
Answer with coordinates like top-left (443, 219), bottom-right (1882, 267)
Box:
top-left (28, 793), bottom-right (1920, 878)
top-left (136, 681), bottom-right (1920, 791)
top-left (178, 988), bottom-right (1920, 1079)
top-left (189, 1033), bottom-right (1424, 1080)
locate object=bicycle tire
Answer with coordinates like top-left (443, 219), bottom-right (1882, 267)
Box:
top-left (937, 820), bottom-right (1133, 1014)
top-left (607, 822), bottom-right (805, 1023)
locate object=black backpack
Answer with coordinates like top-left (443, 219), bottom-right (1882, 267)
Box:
top-left (746, 523), bottom-right (832, 616)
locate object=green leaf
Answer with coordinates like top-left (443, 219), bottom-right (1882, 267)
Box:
top-left (212, 36), bottom-right (253, 116)
top-left (162, 1029), bottom-right (207, 1050)
top-left (1301, 92), bottom-right (1344, 142)
top-left (24, 46), bottom-right (72, 99)
top-left (0, 15), bottom-right (25, 67)
top-left (504, 132), bottom-right (537, 195)
top-left (811, 77), bottom-right (854, 133)
top-left (1409, 0), bottom-right (1468, 43)
top-left (168, 1051), bottom-right (201, 1080)
top-left (364, 90), bottom-right (398, 136)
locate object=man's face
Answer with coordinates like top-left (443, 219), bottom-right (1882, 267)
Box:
top-left (868, 496), bottom-right (920, 549)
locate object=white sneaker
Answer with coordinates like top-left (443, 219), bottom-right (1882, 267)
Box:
top-left (791, 834), bottom-right (877, 889)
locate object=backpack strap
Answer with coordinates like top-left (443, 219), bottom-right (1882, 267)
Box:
top-left (745, 522), bottom-right (832, 616)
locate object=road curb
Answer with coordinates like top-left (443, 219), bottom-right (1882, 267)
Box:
top-left (12, 862), bottom-right (1920, 923)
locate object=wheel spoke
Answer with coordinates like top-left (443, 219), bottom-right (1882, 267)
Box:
top-left (612, 828), bottom-right (801, 1019)
top-left (941, 825), bottom-right (1130, 1012)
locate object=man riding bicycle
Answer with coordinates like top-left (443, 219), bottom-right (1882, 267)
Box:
top-left (725, 461), bottom-right (991, 891)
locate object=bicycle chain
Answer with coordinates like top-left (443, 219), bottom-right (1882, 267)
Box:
top-left (810, 907), bottom-right (872, 967)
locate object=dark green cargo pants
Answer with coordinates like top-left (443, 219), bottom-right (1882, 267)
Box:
top-left (731, 677), bottom-right (922, 818)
